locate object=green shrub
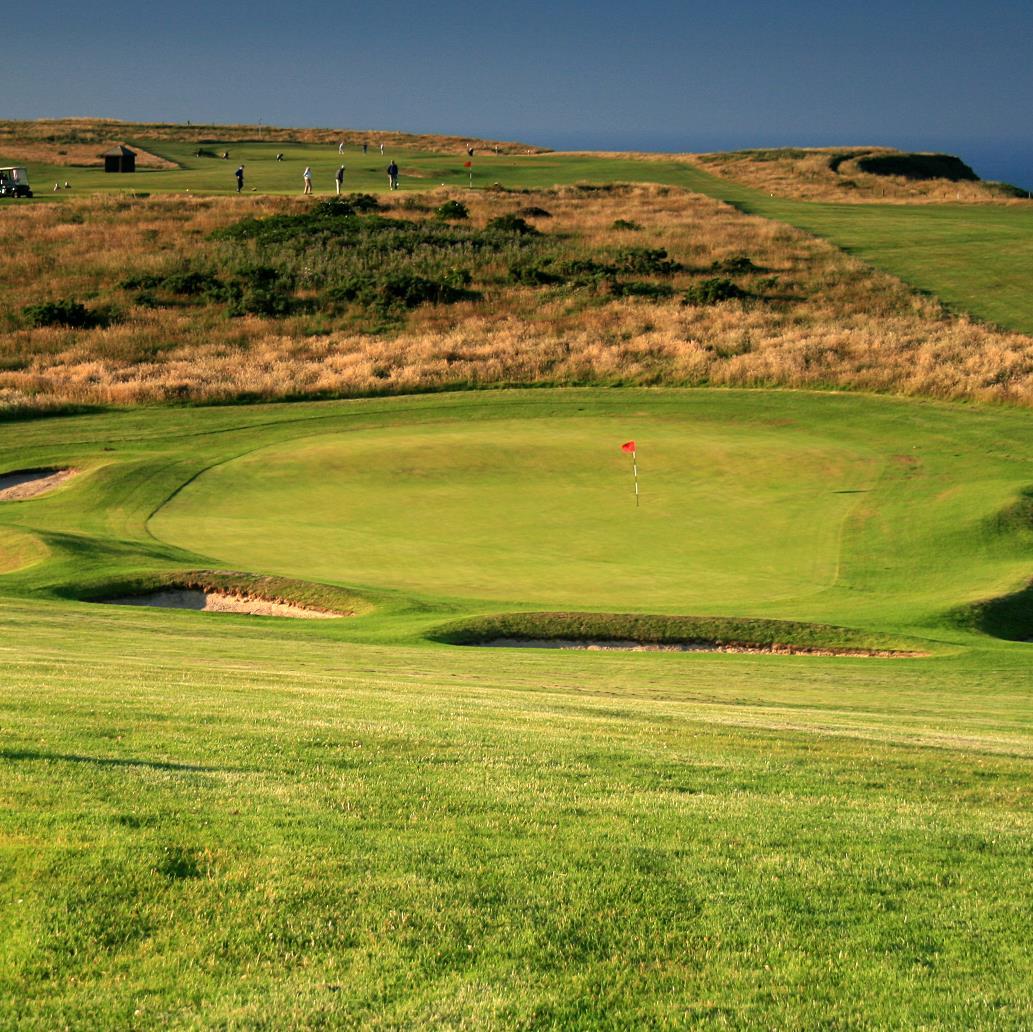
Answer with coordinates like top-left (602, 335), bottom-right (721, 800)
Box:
top-left (22, 299), bottom-right (108, 329)
top-left (509, 259), bottom-right (565, 286)
top-left (224, 266), bottom-right (297, 317)
top-left (324, 273), bottom-right (479, 313)
top-left (856, 153), bottom-right (979, 182)
top-left (517, 206), bottom-right (552, 219)
top-left (612, 248), bottom-right (679, 276)
top-left (611, 219), bottom-right (642, 231)
top-left (485, 214), bottom-right (539, 235)
top-left (710, 255), bottom-right (762, 275)
top-left (316, 193), bottom-right (381, 215)
top-left (553, 258), bottom-right (615, 283)
top-left (607, 280), bottom-right (675, 299)
top-left (435, 200), bottom-right (469, 220)
top-left (162, 269), bottom-right (223, 296)
top-left (682, 277), bottom-right (748, 306)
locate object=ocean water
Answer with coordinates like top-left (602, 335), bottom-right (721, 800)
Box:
top-left (528, 132), bottom-right (1033, 193)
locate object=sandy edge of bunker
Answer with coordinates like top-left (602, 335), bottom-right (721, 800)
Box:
top-left (102, 588), bottom-right (346, 620)
top-left (0, 468), bottom-right (78, 501)
top-left (481, 638), bottom-right (926, 658)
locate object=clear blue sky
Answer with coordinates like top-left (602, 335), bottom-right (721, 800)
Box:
top-left (8, 0), bottom-right (1031, 181)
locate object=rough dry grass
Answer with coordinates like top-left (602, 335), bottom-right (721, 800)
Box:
top-left (694, 147), bottom-right (1026, 204)
top-left (0, 138), bottom-right (176, 170)
top-left (0, 117), bottom-right (542, 158)
top-left (4, 183), bottom-right (1033, 411)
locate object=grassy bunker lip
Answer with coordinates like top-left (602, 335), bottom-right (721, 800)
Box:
top-left (79, 570), bottom-right (369, 620)
top-left (430, 612), bottom-right (928, 658)
top-left (0, 467), bottom-right (77, 501)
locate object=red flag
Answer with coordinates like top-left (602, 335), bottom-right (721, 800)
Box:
top-left (621, 441), bottom-right (636, 453)
top-left (464, 161), bottom-right (472, 168)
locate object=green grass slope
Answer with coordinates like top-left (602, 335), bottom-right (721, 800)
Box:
top-left (1, 388), bottom-right (1033, 1024)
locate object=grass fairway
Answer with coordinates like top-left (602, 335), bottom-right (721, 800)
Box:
top-left (702, 183), bottom-right (1033, 336)
top-left (2, 388), bottom-right (1033, 1027)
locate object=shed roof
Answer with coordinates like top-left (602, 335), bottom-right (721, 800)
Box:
top-left (101, 145), bottom-right (137, 157)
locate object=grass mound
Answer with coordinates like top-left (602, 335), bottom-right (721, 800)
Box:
top-left (428, 611), bottom-right (926, 656)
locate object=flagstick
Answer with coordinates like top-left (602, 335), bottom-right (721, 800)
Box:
top-left (633, 450), bottom-right (639, 507)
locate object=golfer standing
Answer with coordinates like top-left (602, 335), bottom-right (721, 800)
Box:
top-left (303, 167), bottom-right (313, 195)
top-left (235, 165), bottom-right (244, 193)
top-left (387, 160), bottom-right (399, 191)
top-left (335, 165), bottom-right (345, 194)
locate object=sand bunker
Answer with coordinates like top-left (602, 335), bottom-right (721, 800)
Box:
top-left (0, 468), bottom-right (77, 501)
top-left (104, 588), bottom-right (344, 619)
top-left (483, 638), bottom-right (921, 658)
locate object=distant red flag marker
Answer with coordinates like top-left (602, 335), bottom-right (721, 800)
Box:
top-left (621, 442), bottom-right (639, 505)
top-left (463, 161), bottom-right (472, 168)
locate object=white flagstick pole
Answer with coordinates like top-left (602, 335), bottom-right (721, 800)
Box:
top-left (633, 450), bottom-right (639, 507)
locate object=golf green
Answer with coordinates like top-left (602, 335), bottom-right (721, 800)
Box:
top-left (149, 416), bottom-right (877, 611)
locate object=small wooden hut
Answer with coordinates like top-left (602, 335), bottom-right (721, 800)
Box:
top-left (102, 145), bottom-right (136, 173)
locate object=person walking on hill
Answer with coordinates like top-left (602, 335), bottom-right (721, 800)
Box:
top-left (362, 141), bottom-right (368, 154)
top-left (386, 160), bottom-right (399, 191)
top-left (235, 165), bottom-right (244, 193)
top-left (335, 165), bottom-right (345, 194)
top-left (303, 166), bottom-right (313, 195)
top-left (379, 142), bottom-right (384, 155)
top-left (338, 140), bottom-right (345, 155)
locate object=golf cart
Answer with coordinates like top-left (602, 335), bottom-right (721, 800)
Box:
top-left (0, 167), bottom-right (33, 198)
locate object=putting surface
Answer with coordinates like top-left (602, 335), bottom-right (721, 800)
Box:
top-left (139, 391), bottom-right (1033, 637)
top-left (149, 418), bottom-right (878, 610)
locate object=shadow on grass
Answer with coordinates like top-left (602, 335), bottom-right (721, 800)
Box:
top-left (0, 748), bottom-right (227, 774)
top-left (957, 581), bottom-right (1033, 643)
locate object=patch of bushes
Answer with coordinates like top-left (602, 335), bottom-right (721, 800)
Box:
top-left (224, 265), bottom-right (298, 317)
top-left (508, 260), bottom-right (565, 286)
top-left (611, 219), bottom-right (642, 231)
top-left (485, 214), bottom-right (539, 235)
top-left (22, 299), bottom-right (111, 329)
top-left (324, 272), bottom-right (479, 313)
top-left (856, 153), bottom-right (979, 182)
top-left (607, 280), bottom-right (674, 300)
top-left (682, 277), bottom-right (748, 306)
top-left (316, 193), bottom-right (382, 215)
top-left (508, 256), bottom-right (616, 288)
top-left (710, 255), bottom-right (762, 275)
top-left (517, 206), bottom-right (552, 219)
top-left (435, 199), bottom-right (469, 220)
top-left (612, 247), bottom-right (680, 276)
top-left (123, 267), bottom-right (223, 297)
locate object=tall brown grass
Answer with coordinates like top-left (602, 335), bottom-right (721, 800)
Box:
top-left (691, 148), bottom-right (1027, 204)
top-left (3, 183), bottom-right (1033, 413)
top-left (0, 118), bottom-right (544, 158)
